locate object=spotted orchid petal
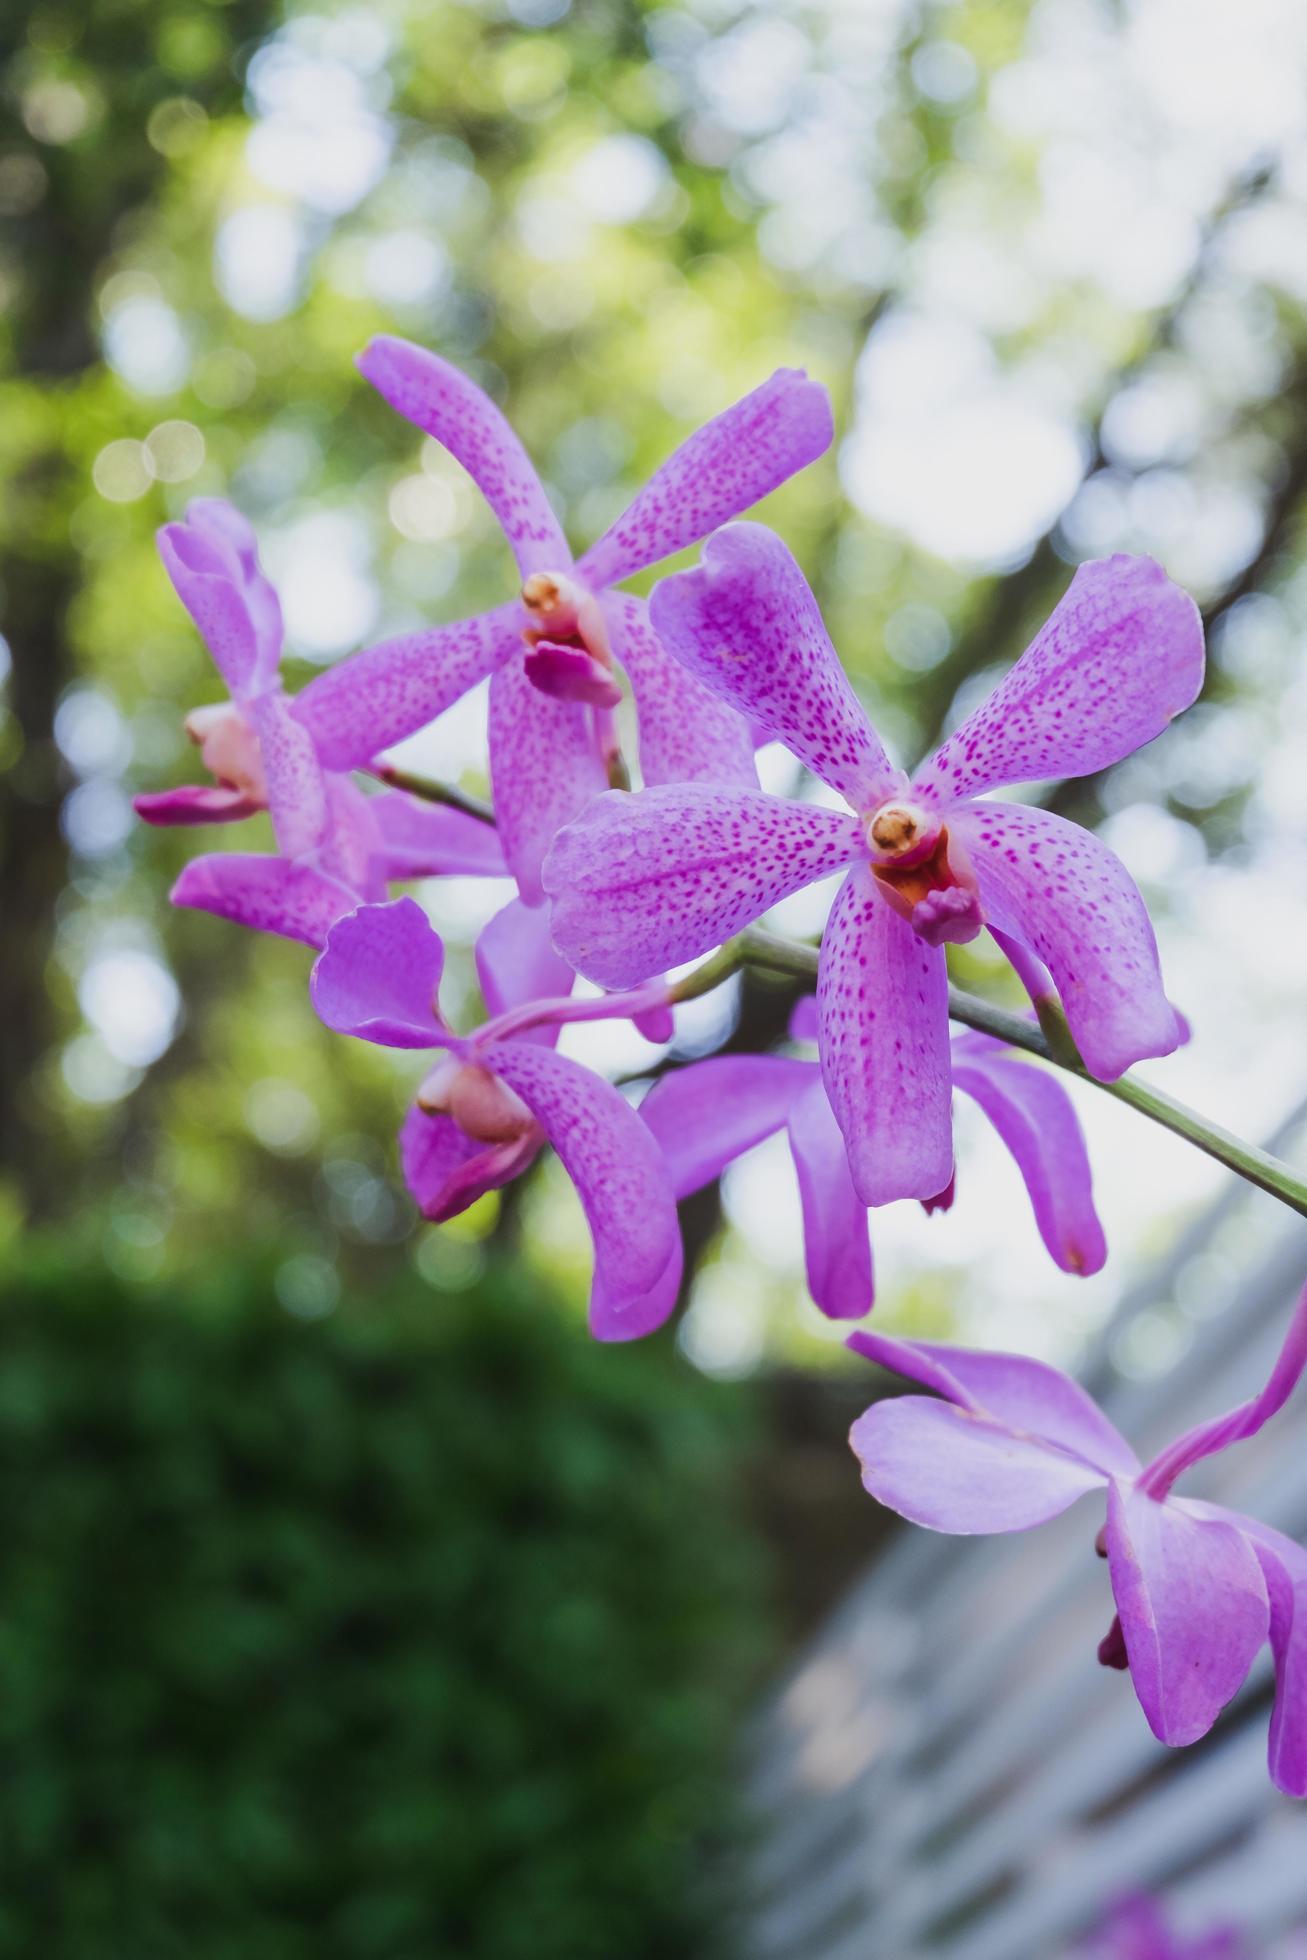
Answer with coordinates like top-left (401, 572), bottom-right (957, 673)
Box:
top-left (601, 591), bottom-right (757, 792)
top-left (847, 1331), bottom-right (1141, 1477)
top-left (400, 1105), bottom-right (539, 1224)
top-left (818, 865), bottom-right (952, 1207)
top-left (171, 853), bottom-right (355, 949)
top-left (369, 792), bottom-right (508, 881)
top-left (640, 1054), bottom-right (813, 1197)
top-left (649, 524), bottom-right (901, 809)
top-left (315, 778), bottom-right (386, 902)
top-left (292, 600), bottom-right (524, 773)
top-left (787, 1076), bottom-right (874, 1320)
top-left (913, 556), bottom-right (1204, 808)
top-left (488, 656), bottom-right (609, 906)
top-left (248, 690), bottom-right (327, 859)
top-left (480, 1041), bottom-right (683, 1341)
top-left (134, 784), bottom-right (262, 826)
top-left (475, 896), bottom-right (574, 1025)
top-left (1105, 1481), bottom-right (1268, 1748)
top-left (577, 370), bottom-right (833, 591)
top-left (357, 335), bottom-right (570, 578)
top-left (950, 800), bottom-right (1182, 1081)
top-left (310, 897), bottom-right (449, 1048)
top-left (544, 785), bottom-right (862, 990)
top-left (951, 1049), bottom-right (1107, 1276)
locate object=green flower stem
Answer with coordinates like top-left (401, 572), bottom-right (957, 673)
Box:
top-left (370, 764), bottom-right (496, 825)
top-left (732, 928), bottom-right (1307, 1221)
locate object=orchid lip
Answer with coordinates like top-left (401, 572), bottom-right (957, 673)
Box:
top-left (866, 816), bottom-right (983, 946)
top-left (520, 569), bottom-right (615, 678)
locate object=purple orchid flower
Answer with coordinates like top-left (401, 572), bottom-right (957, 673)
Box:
top-left (544, 523), bottom-right (1203, 1206)
top-left (136, 498), bottom-right (510, 949)
top-left (845, 1280), bottom-right (1307, 1797)
top-left (291, 338), bottom-right (834, 901)
top-left (639, 997), bottom-right (1106, 1321)
top-left (1076, 1893), bottom-right (1246, 1960)
top-left (309, 892), bottom-right (684, 1340)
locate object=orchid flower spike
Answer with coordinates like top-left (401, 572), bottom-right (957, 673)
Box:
top-left (309, 894), bottom-right (683, 1340)
top-left (545, 523), bottom-right (1203, 1206)
top-left (136, 498), bottom-right (510, 949)
top-left (640, 998), bottom-right (1105, 1320)
top-left (292, 338), bottom-right (834, 901)
top-left (846, 1280), bottom-right (1307, 1797)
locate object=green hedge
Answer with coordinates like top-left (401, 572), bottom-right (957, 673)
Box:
top-left (0, 1254), bottom-right (770, 1959)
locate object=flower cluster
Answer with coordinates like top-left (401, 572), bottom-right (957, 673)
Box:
top-left (139, 334), bottom-right (1307, 1791)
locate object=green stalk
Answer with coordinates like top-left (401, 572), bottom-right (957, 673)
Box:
top-left (370, 764), bottom-right (495, 825)
top-left (733, 928), bottom-right (1307, 1221)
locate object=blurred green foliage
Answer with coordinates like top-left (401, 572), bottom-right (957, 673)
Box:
top-left (0, 1251), bottom-right (770, 1958)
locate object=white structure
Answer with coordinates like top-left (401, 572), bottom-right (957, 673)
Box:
top-left (741, 1113), bottom-right (1307, 1959)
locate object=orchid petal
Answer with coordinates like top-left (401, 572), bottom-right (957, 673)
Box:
top-left (315, 777), bottom-right (386, 902)
top-left (186, 497), bottom-right (258, 563)
top-left (788, 994), bottom-right (819, 1044)
top-left (133, 784), bottom-right (262, 826)
top-left (632, 1003), bottom-right (675, 1045)
top-left (1105, 1481), bottom-right (1267, 1748)
top-left (482, 1042), bottom-right (683, 1340)
top-left (399, 1105), bottom-right (537, 1223)
top-left (847, 1330), bottom-right (1141, 1477)
top-left (648, 524), bottom-right (900, 808)
top-left (914, 555), bottom-right (1204, 808)
top-left (952, 1051), bottom-right (1107, 1276)
top-left (488, 654), bottom-right (608, 906)
top-left (1139, 1280), bottom-right (1307, 1498)
top-left (310, 896), bottom-right (448, 1048)
top-left (185, 501), bottom-right (284, 693)
top-left (951, 800), bottom-right (1182, 1081)
top-left (602, 591), bottom-right (757, 792)
top-left (851, 1394), bottom-right (1108, 1533)
top-left (292, 601), bottom-right (524, 773)
top-left (475, 896), bottom-right (574, 1024)
top-left (247, 690), bottom-right (327, 859)
top-left (1239, 1521), bottom-right (1307, 1798)
top-left (544, 785), bottom-right (862, 990)
top-left (357, 336), bottom-right (570, 577)
top-left (817, 864), bottom-right (952, 1206)
top-left (171, 853), bottom-right (353, 949)
top-left (640, 1055), bottom-right (813, 1197)
top-left (369, 791), bottom-right (508, 881)
top-left (577, 370), bottom-right (833, 590)
top-left (158, 522), bottom-right (262, 698)
top-left (787, 1077), bottom-right (874, 1320)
